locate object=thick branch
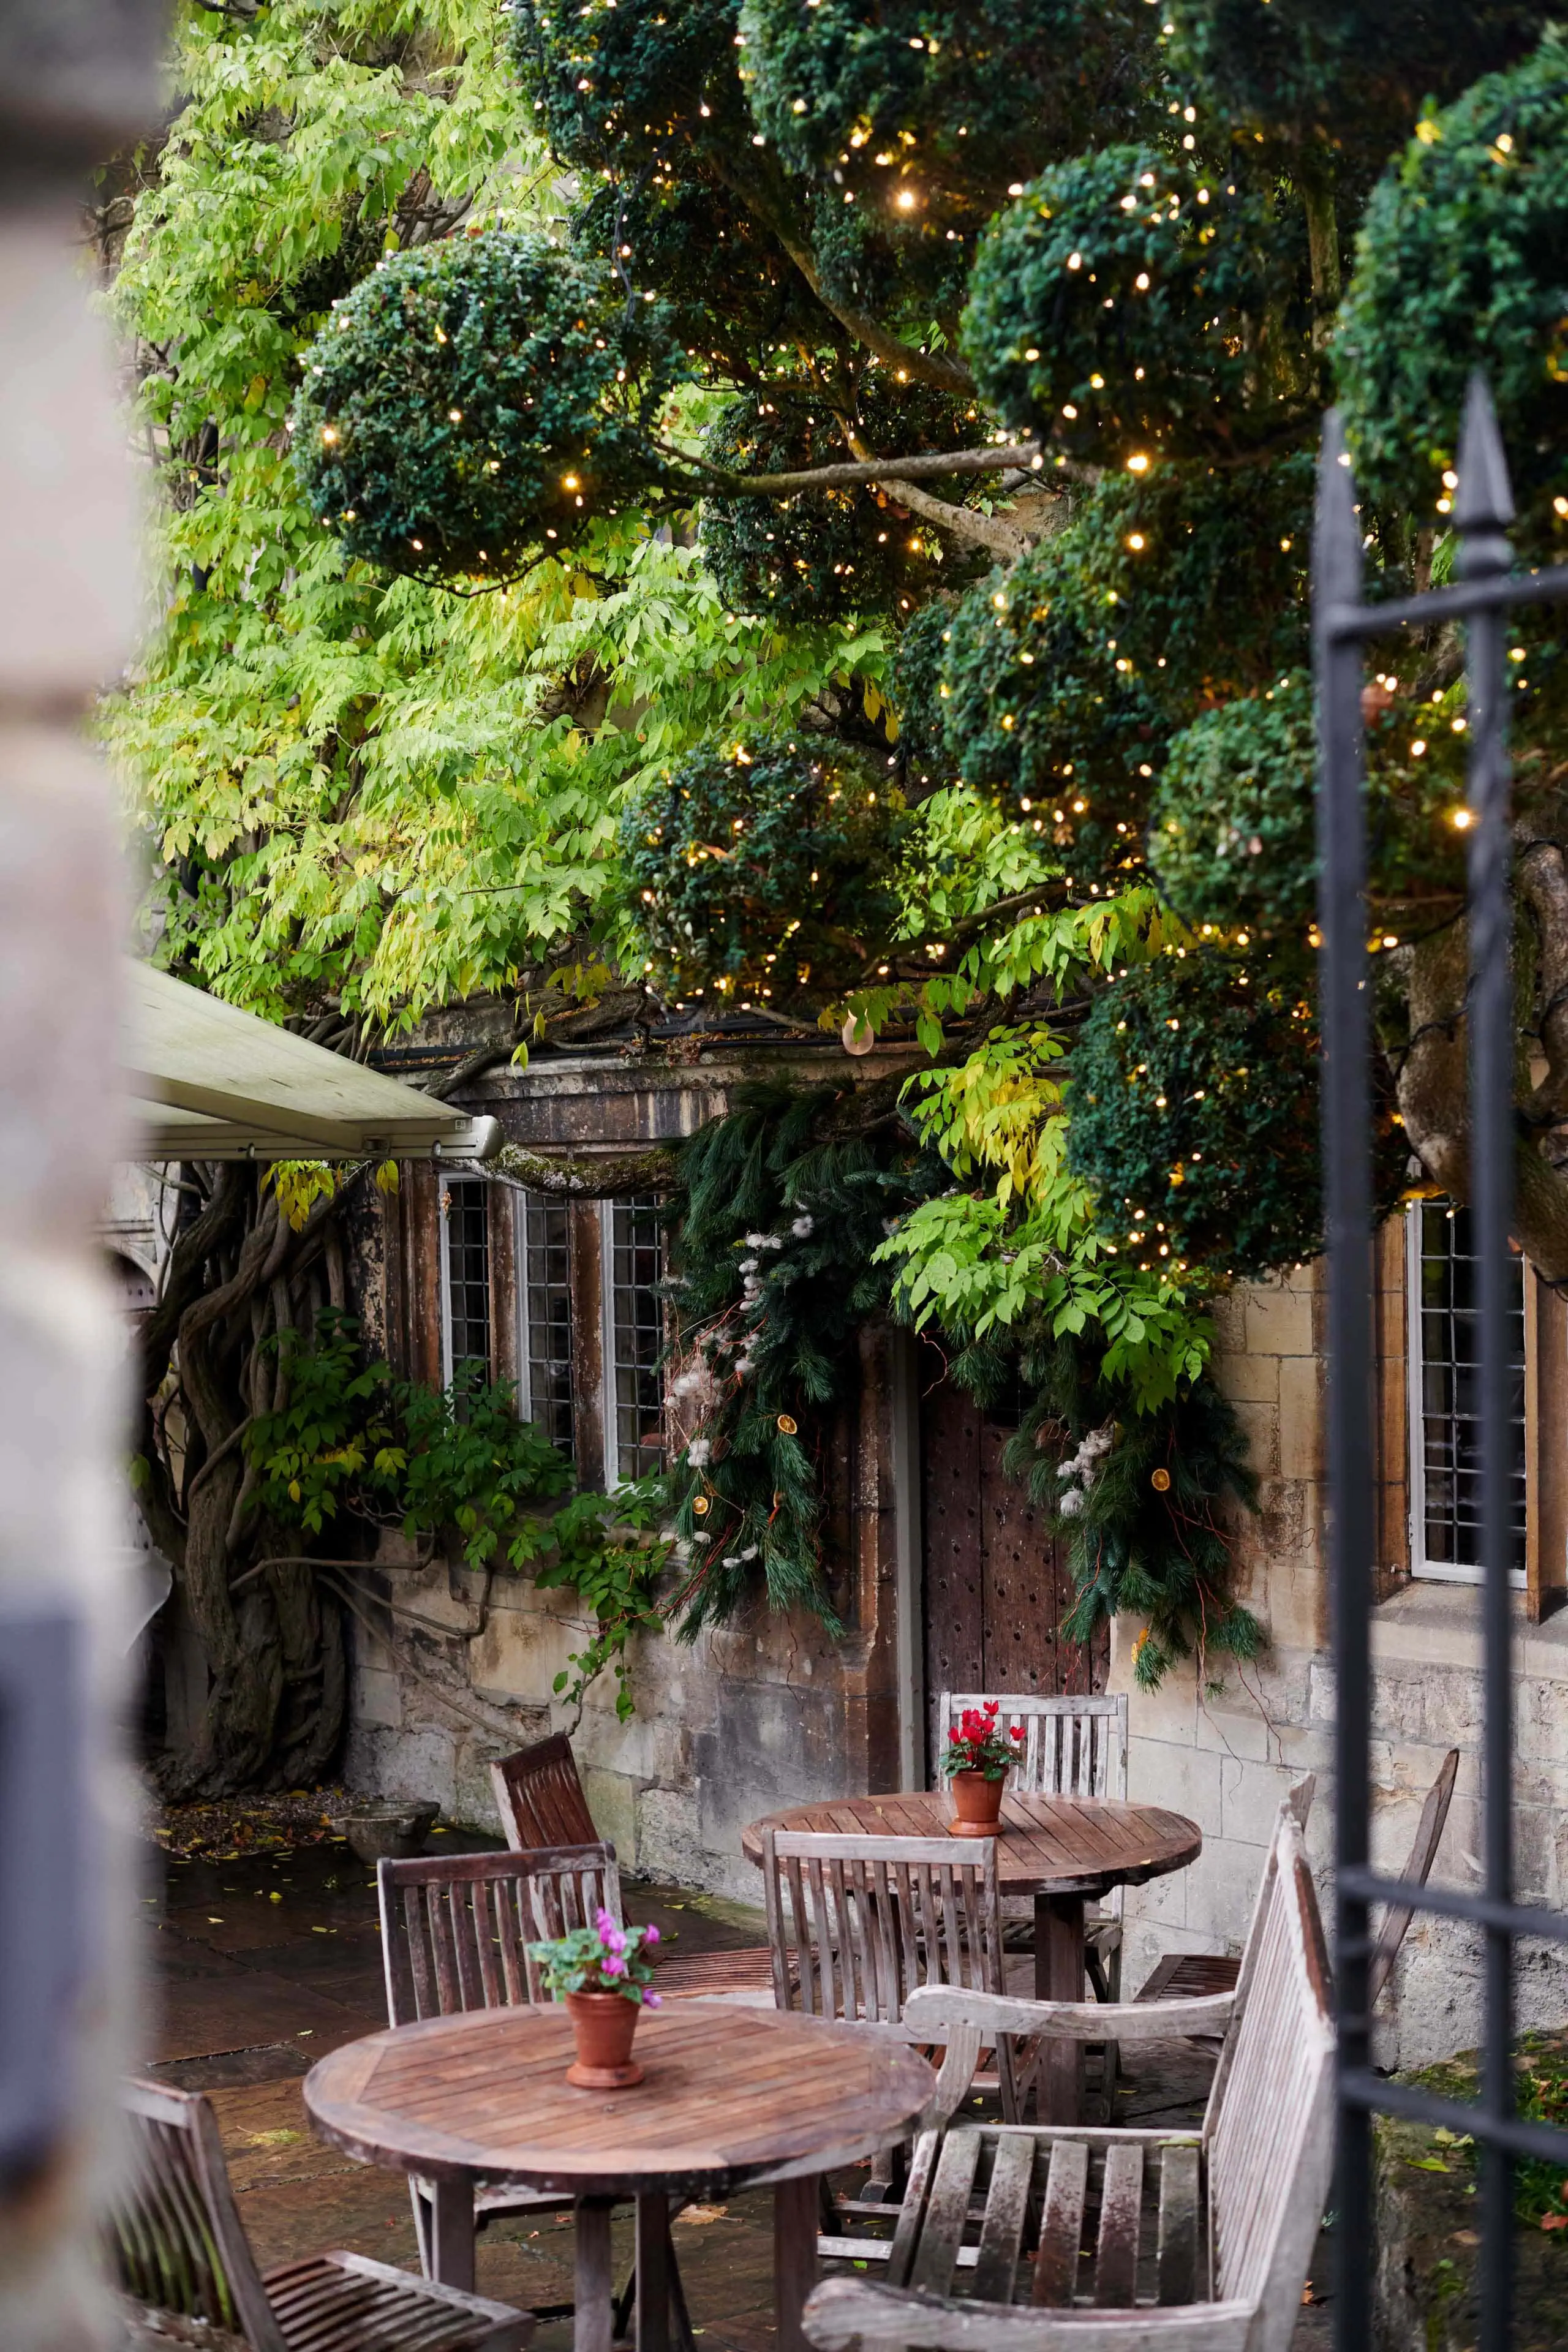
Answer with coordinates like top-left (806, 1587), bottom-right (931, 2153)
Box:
top-left (704, 151), bottom-right (974, 396)
top-left (680, 440), bottom-right (1043, 499)
top-left (492, 1142), bottom-right (682, 1197)
top-left (1519, 836), bottom-right (1568, 1126)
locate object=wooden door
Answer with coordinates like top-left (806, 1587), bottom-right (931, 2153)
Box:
top-left (918, 1344), bottom-right (1105, 1764)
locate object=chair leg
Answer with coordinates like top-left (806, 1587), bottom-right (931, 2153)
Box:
top-left (1085, 1944), bottom-right (1112, 2005)
top-left (409, 2179), bottom-right (434, 2279)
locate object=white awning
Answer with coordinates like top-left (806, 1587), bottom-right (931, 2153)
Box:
top-left (127, 963), bottom-right (500, 1163)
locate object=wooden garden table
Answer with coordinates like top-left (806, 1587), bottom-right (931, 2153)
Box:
top-left (303, 1998), bottom-right (933, 2352)
top-left (742, 1790), bottom-right (1202, 2121)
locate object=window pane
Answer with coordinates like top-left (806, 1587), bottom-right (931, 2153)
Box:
top-left (523, 1191), bottom-right (573, 1460)
top-left (443, 1177), bottom-right (491, 1387)
top-left (1415, 1200), bottom-right (1525, 1575)
top-left (608, 1198), bottom-right (665, 1482)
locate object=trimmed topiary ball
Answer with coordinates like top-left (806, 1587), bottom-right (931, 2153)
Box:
top-left (1068, 949), bottom-right (1406, 1279)
top-left (963, 146), bottom-right (1300, 464)
top-left (938, 537), bottom-right (1167, 886)
top-left (1148, 678), bottom-right (1317, 936)
top-left (620, 737), bottom-right (907, 1009)
top-left (700, 370), bottom-right (983, 620)
top-left (292, 233), bottom-right (677, 580)
top-left (1336, 30), bottom-right (1568, 557)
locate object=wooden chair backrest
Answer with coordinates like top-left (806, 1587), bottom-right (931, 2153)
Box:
top-left (110, 2078), bottom-right (285, 2352)
top-left (490, 1732), bottom-right (597, 1851)
top-left (935, 1692), bottom-right (1128, 1801)
top-left (1369, 1746), bottom-right (1460, 2008)
top-left (378, 1842), bottom-right (621, 2024)
top-left (761, 1830), bottom-right (1005, 2027)
top-left (1202, 1813), bottom-right (1335, 2352)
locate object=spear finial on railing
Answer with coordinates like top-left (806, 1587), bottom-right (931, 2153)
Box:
top-left (1455, 372), bottom-right (1515, 580)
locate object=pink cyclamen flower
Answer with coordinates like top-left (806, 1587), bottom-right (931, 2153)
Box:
top-left (643, 1923), bottom-right (660, 1946)
top-left (602, 1956), bottom-right (627, 1977)
top-left (605, 1929), bottom-right (628, 1956)
top-left (643, 1991), bottom-right (663, 2009)
top-left (595, 1908), bottom-right (617, 1939)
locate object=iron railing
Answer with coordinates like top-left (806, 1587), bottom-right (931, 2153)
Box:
top-left (1316, 376), bottom-right (1568, 2352)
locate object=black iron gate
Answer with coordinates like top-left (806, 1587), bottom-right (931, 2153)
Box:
top-left (1316, 378), bottom-right (1568, 2352)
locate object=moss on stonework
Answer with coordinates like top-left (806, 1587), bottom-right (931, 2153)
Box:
top-left (1373, 2033), bottom-right (1568, 2352)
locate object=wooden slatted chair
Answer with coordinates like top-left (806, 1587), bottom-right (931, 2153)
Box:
top-left (109, 2078), bottom-right (529, 2352)
top-left (489, 1733), bottom-right (598, 1850)
top-left (1136, 1773), bottom-right (1316, 2021)
top-left (491, 1732), bottom-right (777, 2005)
top-left (799, 1807), bottom-right (1334, 2351)
top-left (379, 1841), bottom-right (696, 2348)
top-left (1136, 1752), bottom-right (1454, 2019)
top-left (935, 1694), bottom-right (1128, 2000)
top-left (379, 1843), bottom-right (617, 2288)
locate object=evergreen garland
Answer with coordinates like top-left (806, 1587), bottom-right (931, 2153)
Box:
top-left (951, 1323), bottom-right (1260, 1691)
top-left (699, 370), bottom-right (984, 621)
top-left (662, 1084), bottom-right (929, 1631)
top-left (620, 735), bottom-right (908, 1010)
top-left (292, 232), bottom-right (679, 580)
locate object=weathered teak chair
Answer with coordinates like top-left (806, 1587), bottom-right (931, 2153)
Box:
top-left (801, 1809), bottom-right (1333, 2351)
top-left (489, 1733), bottom-right (598, 1850)
top-left (379, 1841), bottom-right (695, 2347)
top-left (761, 1829), bottom-right (1020, 2117)
top-left (935, 1692), bottom-right (1129, 1999)
top-left (491, 1732), bottom-right (777, 2003)
top-left (379, 1843), bottom-right (618, 2290)
top-left (1136, 1752), bottom-right (1455, 2016)
top-left (110, 2078), bottom-right (529, 2352)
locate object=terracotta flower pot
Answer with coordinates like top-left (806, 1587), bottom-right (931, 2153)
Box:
top-left (949, 1768), bottom-right (1006, 1837)
top-left (564, 1989), bottom-right (644, 2089)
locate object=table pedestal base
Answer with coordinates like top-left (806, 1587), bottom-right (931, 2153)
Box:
top-left (1033, 1891), bottom-right (1086, 2124)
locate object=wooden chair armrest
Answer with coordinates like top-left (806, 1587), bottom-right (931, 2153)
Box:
top-left (802, 2277), bottom-right (1256, 2351)
top-left (902, 1986), bottom-right (1235, 2045)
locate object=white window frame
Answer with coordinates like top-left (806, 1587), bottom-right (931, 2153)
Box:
top-left (599, 1198), bottom-right (666, 1490)
top-left (438, 1170), bottom-right (492, 1394)
top-left (1405, 1200), bottom-right (1527, 1589)
top-left (514, 1188), bottom-right (574, 1456)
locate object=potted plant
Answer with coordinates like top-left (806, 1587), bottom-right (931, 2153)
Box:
top-left (940, 1701), bottom-right (1024, 1836)
top-left (528, 1909), bottom-right (663, 2089)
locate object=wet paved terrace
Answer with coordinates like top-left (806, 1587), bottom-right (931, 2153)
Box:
top-left (137, 1826), bottom-right (1330, 2349)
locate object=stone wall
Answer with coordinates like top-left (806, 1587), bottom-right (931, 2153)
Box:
top-left (1112, 1259), bottom-right (1568, 2070)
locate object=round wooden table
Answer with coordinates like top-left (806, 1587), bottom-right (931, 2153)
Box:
top-left (742, 1791), bottom-right (1202, 2119)
top-left (303, 1999), bottom-right (934, 2352)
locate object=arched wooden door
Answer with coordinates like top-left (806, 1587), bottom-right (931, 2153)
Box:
top-left (918, 1341), bottom-right (1106, 1764)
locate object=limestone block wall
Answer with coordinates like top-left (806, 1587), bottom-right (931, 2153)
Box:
top-left (1112, 1261), bottom-right (1568, 2070)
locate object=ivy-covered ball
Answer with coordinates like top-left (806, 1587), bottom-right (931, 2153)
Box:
top-left (700, 370), bottom-right (982, 620)
top-left (1148, 677), bottom-right (1317, 935)
top-left (292, 233), bottom-right (676, 579)
top-left (1068, 949), bottom-right (1403, 1280)
top-left (1337, 31), bottom-right (1568, 554)
top-left (938, 537), bottom-right (1167, 886)
top-left (963, 145), bottom-right (1300, 464)
top-left (620, 737), bottom-right (907, 1009)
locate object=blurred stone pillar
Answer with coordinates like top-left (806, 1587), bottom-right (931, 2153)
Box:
top-left (0, 6), bottom-right (164, 2346)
